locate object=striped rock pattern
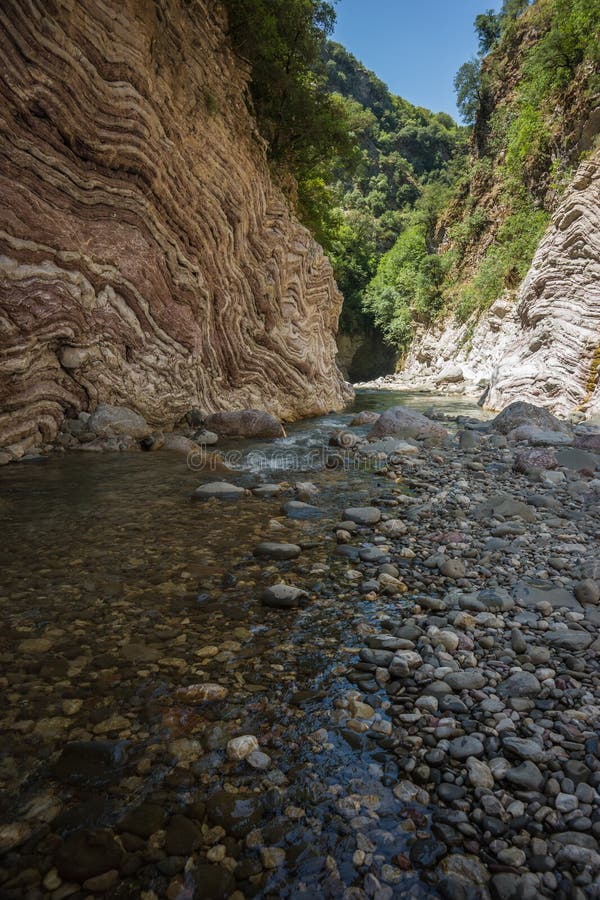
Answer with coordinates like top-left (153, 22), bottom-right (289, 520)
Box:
top-left (401, 151), bottom-right (600, 419)
top-left (0, 0), bottom-right (350, 454)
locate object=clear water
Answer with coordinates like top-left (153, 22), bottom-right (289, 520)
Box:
top-left (0, 389), bottom-right (487, 898)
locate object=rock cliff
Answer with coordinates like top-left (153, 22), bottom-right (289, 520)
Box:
top-left (0, 0), bottom-right (350, 455)
top-left (401, 150), bottom-right (600, 419)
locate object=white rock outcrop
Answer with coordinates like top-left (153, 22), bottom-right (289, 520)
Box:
top-left (402, 151), bottom-right (600, 418)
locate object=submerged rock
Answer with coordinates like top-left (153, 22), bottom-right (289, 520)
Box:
top-left (281, 500), bottom-right (323, 519)
top-left (253, 541), bottom-right (302, 560)
top-left (54, 829), bottom-right (123, 881)
top-left (261, 584), bottom-right (309, 609)
top-left (192, 482), bottom-right (245, 501)
top-left (350, 410), bottom-right (380, 426)
top-left (205, 791), bottom-right (262, 838)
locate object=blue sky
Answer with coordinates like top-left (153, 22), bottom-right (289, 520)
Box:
top-left (332, 0), bottom-right (502, 120)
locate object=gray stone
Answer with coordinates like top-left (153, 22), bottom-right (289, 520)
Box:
top-left (509, 425), bottom-right (573, 446)
top-left (163, 433), bottom-right (202, 454)
top-left (281, 500), bottom-right (323, 519)
top-left (437, 365), bottom-right (464, 384)
top-left (513, 581), bottom-right (582, 611)
top-left (448, 736), bottom-right (484, 760)
top-left (203, 409), bottom-right (285, 438)
top-left (253, 542), bottom-right (301, 560)
top-left (367, 405), bottom-right (449, 443)
top-left (439, 558), bottom-right (466, 579)
top-left (473, 493), bottom-right (536, 523)
top-left (505, 761), bottom-right (544, 791)
top-left (490, 873), bottom-right (540, 900)
top-left (479, 588), bottom-right (515, 612)
top-left (192, 482), bottom-right (245, 501)
top-left (361, 437), bottom-right (419, 456)
top-left (193, 428), bottom-right (218, 445)
top-left (555, 793), bottom-right (578, 814)
top-left (491, 402), bottom-right (571, 436)
top-left (502, 736), bottom-right (547, 762)
top-left (88, 403), bottom-right (151, 439)
top-left (556, 447), bottom-right (599, 473)
top-left (444, 670), bottom-right (487, 691)
top-left (360, 648), bottom-right (395, 667)
top-left (343, 506), bottom-right (381, 525)
top-left (575, 578), bottom-right (600, 605)
top-left (458, 430), bottom-right (479, 450)
top-left (466, 757), bottom-right (494, 788)
top-left (350, 410), bottom-right (380, 426)
top-left (261, 584), bottom-right (309, 609)
top-left (498, 671), bottom-right (541, 699)
top-left (511, 629), bottom-right (527, 654)
top-left (543, 630), bottom-right (593, 651)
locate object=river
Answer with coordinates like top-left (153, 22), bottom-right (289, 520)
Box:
top-left (0, 389), bottom-right (489, 899)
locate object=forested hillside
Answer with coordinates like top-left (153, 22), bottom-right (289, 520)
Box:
top-left (321, 43), bottom-right (466, 334)
top-left (366, 0), bottom-right (600, 354)
top-left (223, 0), bottom-right (599, 373)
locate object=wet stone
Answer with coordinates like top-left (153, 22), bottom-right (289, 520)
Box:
top-left (54, 829), bottom-right (123, 882)
top-left (192, 482), bottom-right (245, 501)
top-left (165, 814), bottom-right (201, 856)
top-left (52, 740), bottom-right (128, 783)
top-left (498, 671), bottom-right (541, 699)
top-left (189, 863), bottom-right (236, 899)
top-left (261, 583), bottom-right (309, 609)
top-left (205, 791), bottom-right (262, 839)
top-left (253, 541), bottom-right (302, 560)
top-left (281, 500), bottom-right (323, 519)
top-left (343, 506), bottom-right (381, 525)
top-left (118, 801), bottom-right (167, 838)
top-left (448, 736), bottom-right (484, 760)
top-left (409, 837), bottom-right (447, 868)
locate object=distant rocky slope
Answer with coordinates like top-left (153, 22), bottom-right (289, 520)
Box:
top-left (401, 150), bottom-right (600, 419)
top-left (0, 0), bottom-right (350, 456)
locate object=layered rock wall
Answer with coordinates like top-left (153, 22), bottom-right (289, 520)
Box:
top-left (401, 151), bottom-right (600, 419)
top-left (0, 0), bottom-right (350, 454)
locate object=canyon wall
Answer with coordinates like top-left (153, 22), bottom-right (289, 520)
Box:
top-left (401, 151), bottom-right (600, 419)
top-left (0, 0), bottom-right (351, 455)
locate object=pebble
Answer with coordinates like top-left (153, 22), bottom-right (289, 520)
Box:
top-left (226, 735), bottom-right (259, 760)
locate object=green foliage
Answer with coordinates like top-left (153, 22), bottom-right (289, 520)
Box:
top-left (226, 0), bottom-right (598, 362)
top-left (454, 60), bottom-right (485, 125)
top-left (364, 212), bottom-right (448, 350)
top-left (320, 41), bottom-right (466, 333)
top-left (520, 0), bottom-right (600, 102)
top-left (475, 10), bottom-right (502, 55)
top-left (456, 199), bottom-right (549, 321)
top-left (223, 0), bottom-right (357, 229)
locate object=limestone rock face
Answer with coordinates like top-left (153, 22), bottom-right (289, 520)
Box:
top-left (401, 152), bottom-right (600, 418)
top-left (0, 0), bottom-right (351, 454)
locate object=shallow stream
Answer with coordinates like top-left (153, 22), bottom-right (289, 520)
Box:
top-left (0, 389), bottom-right (488, 899)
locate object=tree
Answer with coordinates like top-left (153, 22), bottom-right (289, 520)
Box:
top-left (500, 0), bottom-right (531, 23)
top-left (475, 10), bottom-right (502, 54)
top-left (223, 0), bottom-right (356, 177)
top-left (454, 59), bottom-right (483, 125)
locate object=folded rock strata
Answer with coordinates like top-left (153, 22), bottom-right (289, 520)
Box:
top-left (401, 151), bottom-right (600, 418)
top-left (0, 0), bottom-right (351, 455)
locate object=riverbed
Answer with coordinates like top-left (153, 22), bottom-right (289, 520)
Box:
top-left (1, 389), bottom-right (599, 900)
